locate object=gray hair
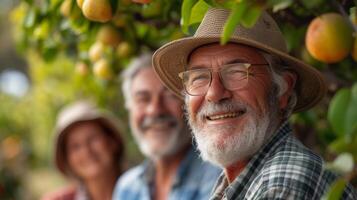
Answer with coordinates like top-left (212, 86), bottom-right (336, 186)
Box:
top-left (121, 53), bottom-right (153, 109)
top-left (260, 52), bottom-right (297, 119)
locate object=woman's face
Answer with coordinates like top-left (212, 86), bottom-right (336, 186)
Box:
top-left (65, 121), bottom-right (118, 180)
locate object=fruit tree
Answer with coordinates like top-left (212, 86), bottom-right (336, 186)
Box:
top-left (4, 0), bottom-right (357, 199)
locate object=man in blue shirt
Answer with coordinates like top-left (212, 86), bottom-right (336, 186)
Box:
top-left (113, 53), bottom-right (221, 200)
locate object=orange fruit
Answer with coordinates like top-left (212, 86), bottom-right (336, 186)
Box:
top-left (82, 0), bottom-right (112, 23)
top-left (306, 13), bottom-right (354, 63)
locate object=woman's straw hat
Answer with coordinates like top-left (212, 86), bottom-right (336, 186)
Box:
top-left (153, 8), bottom-right (326, 112)
top-left (54, 100), bottom-right (124, 176)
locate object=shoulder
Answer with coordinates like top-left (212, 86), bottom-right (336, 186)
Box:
top-left (185, 151), bottom-right (222, 182)
top-left (115, 164), bottom-right (146, 189)
top-left (180, 153), bottom-right (222, 199)
top-left (40, 185), bottom-right (77, 200)
top-left (113, 163), bottom-right (147, 199)
top-left (265, 135), bottom-right (323, 174)
top-left (182, 151), bottom-right (222, 188)
top-left (257, 135), bottom-right (325, 197)
top-left (246, 128), bottom-right (357, 199)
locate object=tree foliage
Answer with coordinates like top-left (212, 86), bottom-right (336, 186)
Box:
top-left (2, 0), bottom-right (357, 199)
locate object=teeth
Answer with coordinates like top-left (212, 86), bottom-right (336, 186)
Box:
top-left (208, 112), bottom-right (241, 120)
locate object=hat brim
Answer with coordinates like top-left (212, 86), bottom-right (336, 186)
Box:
top-left (153, 36), bottom-right (327, 112)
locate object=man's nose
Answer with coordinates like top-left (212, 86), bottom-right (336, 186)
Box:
top-left (146, 96), bottom-right (166, 116)
top-left (205, 73), bottom-right (232, 102)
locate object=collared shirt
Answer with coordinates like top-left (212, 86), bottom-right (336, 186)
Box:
top-left (210, 122), bottom-right (357, 200)
top-left (112, 148), bottom-right (221, 200)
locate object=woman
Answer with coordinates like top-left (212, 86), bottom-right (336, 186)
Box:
top-left (42, 101), bottom-right (125, 200)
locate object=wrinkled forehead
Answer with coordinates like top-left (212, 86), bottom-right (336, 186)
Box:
top-left (187, 43), bottom-right (266, 67)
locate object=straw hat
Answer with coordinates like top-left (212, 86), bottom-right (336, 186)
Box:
top-left (54, 100), bottom-right (124, 176)
top-left (153, 8), bottom-right (327, 112)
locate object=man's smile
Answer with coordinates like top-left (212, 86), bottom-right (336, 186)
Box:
top-left (206, 110), bottom-right (246, 121)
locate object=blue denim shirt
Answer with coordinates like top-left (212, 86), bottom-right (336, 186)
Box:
top-left (112, 148), bottom-right (221, 200)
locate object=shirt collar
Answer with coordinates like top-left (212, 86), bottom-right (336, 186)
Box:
top-left (138, 147), bottom-right (196, 186)
top-left (212, 121), bottom-right (292, 199)
top-left (172, 147), bottom-right (197, 186)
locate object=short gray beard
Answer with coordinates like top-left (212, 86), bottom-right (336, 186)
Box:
top-left (185, 86), bottom-right (280, 167)
top-left (130, 117), bottom-right (191, 161)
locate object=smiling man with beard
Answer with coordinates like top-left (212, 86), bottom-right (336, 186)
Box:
top-left (153, 8), bottom-right (357, 200)
top-left (112, 53), bottom-right (221, 200)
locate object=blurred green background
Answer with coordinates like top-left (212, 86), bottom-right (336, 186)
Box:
top-left (0, 0), bottom-right (356, 199)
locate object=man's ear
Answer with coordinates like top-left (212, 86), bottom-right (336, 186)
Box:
top-left (279, 71), bottom-right (297, 109)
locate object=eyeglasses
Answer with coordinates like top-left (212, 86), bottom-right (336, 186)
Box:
top-left (178, 63), bottom-right (268, 96)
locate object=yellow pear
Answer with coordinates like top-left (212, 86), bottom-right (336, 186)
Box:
top-left (97, 25), bottom-right (121, 47)
top-left (76, 0), bottom-right (84, 9)
top-left (89, 42), bottom-right (105, 62)
top-left (116, 42), bottom-right (132, 58)
top-left (60, 0), bottom-right (72, 17)
top-left (82, 0), bottom-right (112, 23)
top-left (75, 61), bottom-right (89, 76)
top-left (93, 59), bottom-right (113, 80)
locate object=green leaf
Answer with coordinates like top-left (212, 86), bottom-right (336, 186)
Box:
top-left (221, 1), bottom-right (248, 44)
top-left (272, 0), bottom-right (293, 12)
top-left (328, 89), bottom-right (351, 136)
top-left (240, 5), bottom-right (262, 28)
top-left (202, 0), bottom-right (234, 8)
top-left (352, 83), bottom-right (357, 100)
top-left (350, 7), bottom-right (357, 25)
top-left (142, 0), bottom-right (162, 18)
top-left (322, 178), bottom-right (347, 200)
top-left (281, 24), bottom-right (306, 52)
top-left (345, 83), bottom-right (357, 136)
top-left (300, 0), bottom-right (324, 9)
top-left (202, 0), bottom-right (216, 6)
top-left (23, 7), bottom-right (37, 29)
top-left (189, 0), bottom-right (210, 25)
top-left (181, 0), bottom-right (199, 34)
top-left (214, 0), bottom-right (236, 9)
top-left (328, 137), bottom-right (353, 153)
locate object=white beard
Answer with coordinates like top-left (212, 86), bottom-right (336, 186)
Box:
top-left (130, 118), bottom-right (191, 161)
top-left (191, 111), bottom-right (269, 167)
top-left (186, 99), bottom-right (275, 168)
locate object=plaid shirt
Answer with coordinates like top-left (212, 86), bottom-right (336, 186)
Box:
top-left (210, 122), bottom-right (357, 200)
top-left (112, 148), bottom-right (221, 200)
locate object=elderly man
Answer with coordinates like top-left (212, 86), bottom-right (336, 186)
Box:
top-left (153, 8), bottom-right (357, 199)
top-left (112, 53), bottom-right (221, 200)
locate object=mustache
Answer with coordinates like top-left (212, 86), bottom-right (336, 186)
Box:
top-left (140, 115), bottom-right (178, 130)
top-left (197, 99), bottom-right (250, 118)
